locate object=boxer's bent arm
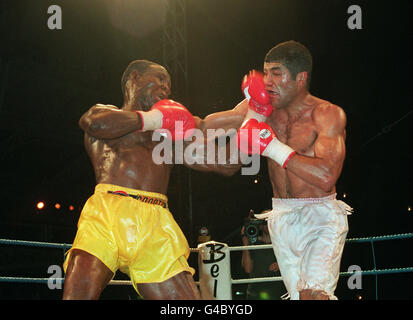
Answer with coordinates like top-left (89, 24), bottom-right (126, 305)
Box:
top-left (285, 104), bottom-right (346, 192)
top-left (185, 160), bottom-right (241, 176)
top-left (79, 104), bottom-right (142, 139)
top-left (183, 151), bottom-right (242, 176)
top-left (182, 136), bottom-right (242, 176)
top-left (195, 99), bottom-right (249, 133)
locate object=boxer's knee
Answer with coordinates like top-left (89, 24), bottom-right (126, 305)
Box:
top-left (299, 288), bottom-right (330, 300)
top-left (138, 271), bottom-right (201, 300)
top-left (63, 249), bottom-right (113, 300)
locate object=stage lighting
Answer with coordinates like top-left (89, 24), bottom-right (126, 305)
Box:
top-left (259, 291), bottom-right (270, 300)
top-left (55, 203), bottom-right (61, 210)
top-left (69, 205), bottom-right (74, 211)
top-left (36, 202), bottom-right (45, 210)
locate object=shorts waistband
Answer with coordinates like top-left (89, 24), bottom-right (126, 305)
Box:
top-left (272, 193), bottom-right (337, 207)
top-left (255, 193), bottom-right (342, 220)
top-left (95, 184), bottom-right (168, 208)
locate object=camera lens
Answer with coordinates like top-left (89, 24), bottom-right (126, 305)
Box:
top-left (246, 225), bottom-right (257, 236)
top-left (245, 225), bottom-right (258, 237)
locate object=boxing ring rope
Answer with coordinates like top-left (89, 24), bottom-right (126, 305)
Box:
top-left (0, 239), bottom-right (130, 286)
top-left (1, 233), bottom-right (413, 299)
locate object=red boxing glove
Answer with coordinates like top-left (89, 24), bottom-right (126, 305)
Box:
top-left (242, 70), bottom-right (273, 117)
top-left (236, 119), bottom-right (275, 155)
top-left (152, 99), bottom-right (195, 140)
top-left (137, 99), bottom-right (195, 140)
top-left (237, 119), bottom-right (296, 169)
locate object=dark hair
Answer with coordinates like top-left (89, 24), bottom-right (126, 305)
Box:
top-left (264, 41), bottom-right (312, 90)
top-left (121, 59), bottom-right (159, 95)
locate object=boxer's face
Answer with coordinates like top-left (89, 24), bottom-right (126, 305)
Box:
top-left (135, 65), bottom-right (171, 111)
top-left (263, 62), bottom-right (298, 109)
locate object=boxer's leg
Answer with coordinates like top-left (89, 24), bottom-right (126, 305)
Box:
top-left (297, 204), bottom-right (348, 300)
top-left (63, 249), bottom-right (114, 300)
top-left (299, 289), bottom-right (330, 300)
top-left (137, 271), bottom-right (201, 300)
top-left (267, 214), bottom-right (301, 300)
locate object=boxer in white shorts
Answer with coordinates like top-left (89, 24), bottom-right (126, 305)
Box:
top-left (256, 194), bottom-right (352, 300)
top-left (197, 41), bottom-right (352, 299)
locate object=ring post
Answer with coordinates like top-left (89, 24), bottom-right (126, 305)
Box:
top-left (197, 241), bottom-right (232, 300)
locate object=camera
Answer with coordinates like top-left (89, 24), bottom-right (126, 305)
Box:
top-left (243, 218), bottom-right (265, 244)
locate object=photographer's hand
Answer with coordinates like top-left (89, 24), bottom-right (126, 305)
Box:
top-left (241, 226), bottom-right (250, 246)
top-left (241, 226), bottom-right (253, 273)
top-left (269, 261), bottom-right (279, 272)
top-left (258, 231), bottom-right (271, 244)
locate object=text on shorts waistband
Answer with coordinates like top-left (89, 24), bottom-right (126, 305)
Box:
top-left (107, 190), bottom-right (168, 208)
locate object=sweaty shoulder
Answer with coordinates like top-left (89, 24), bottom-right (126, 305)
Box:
top-left (79, 104), bottom-right (120, 132)
top-left (312, 102), bottom-right (346, 135)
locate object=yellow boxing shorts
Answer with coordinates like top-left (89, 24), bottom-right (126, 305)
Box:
top-left (63, 184), bottom-right (195, 293)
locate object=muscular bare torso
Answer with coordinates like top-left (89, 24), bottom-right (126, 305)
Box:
top-left (266, 97), bottom-right (336, 198)
top-left (84, 130), bottom-right (172, 195)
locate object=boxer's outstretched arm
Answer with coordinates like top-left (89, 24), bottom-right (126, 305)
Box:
top-left (182, 135), bottom-right (242, 176)
top-left (285, 104), bottom-right (347, 192)
top-left (184, 100), bottom-right (249, 175)
top-left (79, 104), bottom-right (142, 139)
top-left (195, 99), bottom-right (249, 133)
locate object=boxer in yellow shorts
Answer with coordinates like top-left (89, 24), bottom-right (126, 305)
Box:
top-left (63, 184), bottom-right (194, 294)
top-left (63, 60), bottom-right (240, 300)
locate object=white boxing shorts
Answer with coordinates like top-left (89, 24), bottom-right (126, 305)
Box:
top-left (255, 193), bottom-right (353, 300)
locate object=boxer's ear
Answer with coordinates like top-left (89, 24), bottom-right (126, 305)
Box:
top-left (126, 70), bottom-right (144, 90)
top-left (296, 71), bottom-right (308, 89)
top-left (130, 70), bottom-right (142, 81)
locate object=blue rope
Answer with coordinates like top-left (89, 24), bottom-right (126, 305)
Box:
top-left (0, 238), bottom-right (72, 250)
top-left (1, 233), bottom-right (412, 292)
top-left (0, 277), bottom-right (133, 286)
top-left (3, 267), bottom-right (412, 285)
top-left (0, 277), bottom-right (64, 284)
top-left (346, 233), bottom-right (413, 243)
top-left (1, 233), bottom-right (413, 250)
top-left (339, 267), bottom-right (413, 277)
top-left (1, 232), bottom-right (413, 290)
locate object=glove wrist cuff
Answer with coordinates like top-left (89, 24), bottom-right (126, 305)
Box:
top-left (263, 138), bottom-right (296, 168)
top-left (137, 109), bottom-right (163, 131)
